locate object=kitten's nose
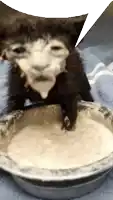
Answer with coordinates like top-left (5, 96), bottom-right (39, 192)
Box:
top-left (33, 65), bottom-right (48, 71)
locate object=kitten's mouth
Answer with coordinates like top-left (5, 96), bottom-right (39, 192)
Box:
top-left (26, 73), bottom-right (56, 99)
top-left (34, 76), bottom-right (49, 82)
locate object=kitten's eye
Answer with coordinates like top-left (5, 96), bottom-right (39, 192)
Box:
top-left (51, 46), bottom-right (63, 51)
top-left (13, 47), bottom-right (26, 54)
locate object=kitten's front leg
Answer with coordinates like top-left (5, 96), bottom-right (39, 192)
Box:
top-left (60, 95), bottom-right (78, 131)
top-left (6, 95), bottom-right (25, 114)
top-left (6, 94), bottom-right (25, 114)
top-left (80, 90), bottom-right (94, 102)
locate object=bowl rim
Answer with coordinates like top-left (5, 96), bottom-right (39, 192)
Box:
top-left (0, 101), bottom-right (113, 181)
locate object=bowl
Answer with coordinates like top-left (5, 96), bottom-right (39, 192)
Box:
top-left (0, 101), bottom-right (113, 199)
top-left (12, 170), bottom-right (110, 200)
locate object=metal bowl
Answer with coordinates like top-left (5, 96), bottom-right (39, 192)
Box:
top-left (0, 101), bottom-right (113, 199)
top-left (12, 170), bottom-right (110, 199)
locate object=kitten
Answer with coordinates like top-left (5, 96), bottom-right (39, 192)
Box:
top-left (0, 12), bottom-right (93, 131)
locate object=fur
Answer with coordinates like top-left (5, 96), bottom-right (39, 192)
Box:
top-left (0, 11), bottom-right (93, 130)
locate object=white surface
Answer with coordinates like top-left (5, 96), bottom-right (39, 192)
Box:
top-left (16, 0), bottom-right (104, 9)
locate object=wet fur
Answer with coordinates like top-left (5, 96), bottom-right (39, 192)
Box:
top-left (0, 10), bottom-right (93, 130)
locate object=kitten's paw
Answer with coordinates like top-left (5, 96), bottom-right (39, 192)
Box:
top-left (62, 116), bottom-right (75, 131)
top-left (0, 110), bottom-right (24, 137)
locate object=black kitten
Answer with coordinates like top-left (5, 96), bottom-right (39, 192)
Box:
top-left (0, 11), bottom-right (93, 130)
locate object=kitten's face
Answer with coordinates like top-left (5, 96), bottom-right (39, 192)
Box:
top-left (0, 14), bottom-right (86, 98)
top-left (2, 36), bottom-right (69, 98)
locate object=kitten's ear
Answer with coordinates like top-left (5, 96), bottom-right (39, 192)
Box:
top-left (68, 15), bottom-right (87, 46)
top-left (74, 18), bottom-right (86, 40)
